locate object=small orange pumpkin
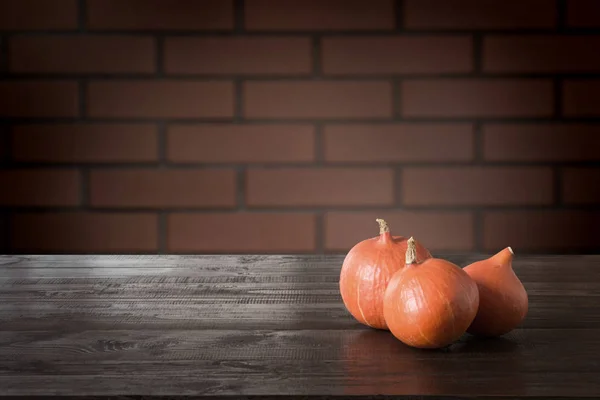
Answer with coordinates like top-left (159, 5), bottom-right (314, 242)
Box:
top-left (464, 247), bottom-right (528, 337)
top-left (383, 237), bottom-right (479, 348)
top-left (339, 219), bottom-right (431, 330)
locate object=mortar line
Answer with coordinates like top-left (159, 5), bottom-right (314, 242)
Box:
top-left (473, 33), bottom-right (483, 74)
top-left (0, 34), bottom-right (8, 74)
top-left (8, 29), bottom-right (600, 36)
top-left (78, 0), bottom-right (87, 32)
top-left (8, 116), bottom-right (600, 125)
top-left (4, 116), bottom-right (600, 124)
top-left (557, 0), bottom-right (567, 32)
top-left (4, 72), bottom-right (600, 80)
top-left (6, 159), bottom-right (600, 169)
top-left (234, 79), bottom-right (244, 121)
top-left (156, 36), bottom-right (165, 77)
top-left (157, 121), bottom-right (167, 167)
top-left (314, 123), bottom-right (324, 164)
top-left (234, 0), bottom-right (245, 33)
top-left (1, 204), bottom-right (599, 213)
top-left (312, 36), bottom-right (321, 76)
top-left (395, 0), bottom-right (404, 31)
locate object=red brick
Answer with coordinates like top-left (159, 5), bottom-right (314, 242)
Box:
top-left (0, 169), bottom-right (80, 206)
top-left (245, 0), bottom-right (394, 31)
top-left (87, 0), bottom-right (233, 31)
top-left (483, 211), bottom-right (600, 251)
top-left (168, 212), bottom-right (316, 252)
top-left (10, 212), bottom-right (158, 252)
top-left (562, 168), bottom-right (600, 205)
top-left (484, 35), bottom-right (600, 73)
top-left (244, 81), bottom-right (392, 119)
top-left (563, 80), bottom-right (600, 116)
top-left (10, 35), bottom-right (155, 74)
top-left (0, 81), bottom-right (79, 117)
top-left (401, 79), bottom-right (553, 118)
top-left (402, 167), bottom-right (553, 206)
top-left (324, 123), bottom-right (474, 163)
top-left (483, 124), bottom-right (600, 162)
top-left (246, 168), bottom-right (394, 207)
top-left (567, 0), bottom-right (600, 27)
top-left (0, 0), bottom-right (78, 30)
top-left (167, 124), bottom-right (315, 163)
top-left (325, 211), bottom-right (474, 252)
top-left (90, 169), bottom-right (236, 208)
top-left (87, 81), bottom-right (234, 118)
top-left (12, 124), bottom-right (158, 163)
top-left (323, 36), bottom-right (472, 75)
top-left (165, 37), bottom-right (311, 75)
top-left (404, 0), bottom-right (556, 30)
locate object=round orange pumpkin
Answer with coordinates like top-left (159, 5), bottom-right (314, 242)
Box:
top-left (339, 219), bottom-right (431, 330)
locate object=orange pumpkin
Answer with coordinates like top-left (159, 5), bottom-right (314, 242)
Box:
top-left (383, 237), bottom-right (479, 348)
top-left (464, 247), bottom-right (528, 337)
top-left (339, 219), bottom-right (431, 330)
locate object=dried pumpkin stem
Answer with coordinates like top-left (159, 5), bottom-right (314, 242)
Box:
top-left (376, 218), bottom-right (389, 234)
top-left (405, 236), bottom-right (417, 265)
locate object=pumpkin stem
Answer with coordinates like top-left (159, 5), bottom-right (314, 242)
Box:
top-left (376, 218), bottom-right (390, 235)
top-left (493, 246), bottom-right (514, 266)
top-left (405, 236), bottom-right (418, 265)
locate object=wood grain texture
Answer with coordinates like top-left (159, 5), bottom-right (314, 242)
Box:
top-left (0, 254), bottom-right (599, 398)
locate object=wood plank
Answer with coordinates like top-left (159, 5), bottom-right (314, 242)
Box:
top-left (1, 372), bottom-right (600, 397)
top-left (2, 254), bottom-right (597, 269)
top-left (1, 300), bottom-right (599, 330)
top-left (1, 254), bottom-right (598, 283)
top-left (0, 328), bottom-right (598, 370)
top-left (2, 281), bottom-right (596, 299)
top-left (0, 254), bottom-right (344, 269)
top-left (0, 274), bottom-right (598, 331)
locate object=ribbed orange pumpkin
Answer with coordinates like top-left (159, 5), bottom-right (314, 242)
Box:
top-left (383, 237), bottom-right (479, 348)
top-left (339, 219), bottom-right (431, 330)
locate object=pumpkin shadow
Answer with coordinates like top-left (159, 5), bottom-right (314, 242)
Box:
top-left (451, 333), bottom-right (522, 354)
top-left (340, 329), bottom-right (449, 396)
top-left (340, 328), bottom-right (525, 396)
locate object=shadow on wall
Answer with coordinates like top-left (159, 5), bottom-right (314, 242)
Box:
top-left (0, 0), bottom-right (599, 254)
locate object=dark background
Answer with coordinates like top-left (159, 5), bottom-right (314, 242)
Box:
top-left (0, 0), bottom-right (599, 255)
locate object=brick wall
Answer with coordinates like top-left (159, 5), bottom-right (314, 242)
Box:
top-left (1, 0), bottom-right (600, 254)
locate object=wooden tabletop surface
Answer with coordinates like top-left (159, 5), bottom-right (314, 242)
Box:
top-left (1, 254), bottom-right (599, 399)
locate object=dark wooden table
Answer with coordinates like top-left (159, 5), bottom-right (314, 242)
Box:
top-left (1, 254), bottom-right (599, 399)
